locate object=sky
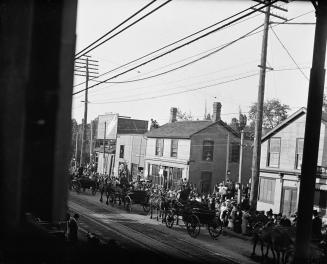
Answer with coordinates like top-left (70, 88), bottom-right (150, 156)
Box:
top-left (72, 0), bottom-right (318, 126)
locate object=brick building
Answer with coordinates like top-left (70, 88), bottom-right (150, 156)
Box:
top-left (144, 103), bottom-right (252, 193)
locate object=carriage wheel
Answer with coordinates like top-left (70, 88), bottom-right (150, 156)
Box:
top-left (165, 210), bottom-right (175, 228)
top-left (186, 214), bottom-right (200, 238)
top-left (208, 217), bottom-right (223, 240)
top-left (125, 196), bottom-right (132, 212)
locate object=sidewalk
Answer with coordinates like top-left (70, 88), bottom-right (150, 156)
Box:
top-left (223, 228), bottom-right (252, 241)
top-left (69, 191), bottom-right (259, 264)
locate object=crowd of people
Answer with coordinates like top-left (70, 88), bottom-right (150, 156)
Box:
top-left (70, 166), bottom-right (326, 245)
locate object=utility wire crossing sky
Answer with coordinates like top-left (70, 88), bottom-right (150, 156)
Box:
top-left (73, 0), bottom-right (318, 126)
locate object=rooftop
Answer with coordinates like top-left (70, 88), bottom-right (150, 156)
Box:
top-left (145, 120), bottom-right (239, 139)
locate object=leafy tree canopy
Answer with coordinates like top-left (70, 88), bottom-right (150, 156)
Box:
top-left (176, 108), bottom-right (194, 121)
top-left (150, 118), bottom-right (159, 130)
top-left (249, 98), bottom-right (290, 129)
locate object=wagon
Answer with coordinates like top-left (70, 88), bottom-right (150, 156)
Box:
top-left (165, 200), bottom-right (223, 239)
top-left (124, 189), bottom-right (150, 212)
top-left (72, 176), bottom-right (97, 195)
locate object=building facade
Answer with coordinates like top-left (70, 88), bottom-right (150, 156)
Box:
top-left (94, 113), bottom-right (148, 178)
top-left (113, 134), bottom-right (147, 181)
top-left (257, 108), bottom-right (327, 221)
top-left (144, 104), bottom-right (253, 193)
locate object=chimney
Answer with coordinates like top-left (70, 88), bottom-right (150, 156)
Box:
top-left (169, 107), bottom-right (177, 123)
top-left (212, 102), bottom-right (222, 122)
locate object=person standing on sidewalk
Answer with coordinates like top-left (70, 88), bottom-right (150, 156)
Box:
top-left (68, 213), bottom-right (79, 245)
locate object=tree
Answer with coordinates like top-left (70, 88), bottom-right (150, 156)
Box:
top-left (230, 117), bottom-right (240, 132)
top-left (249, 98), bottom-right (290, 129)
top-left (176, 108), bottom-right (194, 121)
top-left (204, 113), bottom-right (212, 120)
top-left (71, 118), bottom-right (79, 158)
top-left (228, 110), bottom-right (247, 133)
top-left (150, 119), bottom-right (159, 130)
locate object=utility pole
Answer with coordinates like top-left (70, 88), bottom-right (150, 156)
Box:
top-left (238, 130), bottom-right (244, 205)
top-left (249, 0), bottom-right (287, 210)
top-left (103, 121), bottom-right (107, 175)
top-left (80, 57), bottom-right (88, 167)
top-left (74, 131), bottom-right (79, 170)
top-left (225, 133), bottom-right (230, 183)
top-left (89, 120), bottom-right (93, 164)
top-left (295, 1), bottom-right (327, 262)
top-left (74, 55), bottom-right (99, 167)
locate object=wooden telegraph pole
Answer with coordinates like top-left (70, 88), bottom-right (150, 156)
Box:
top-left (237, 130), bottom-right (244, 205)
top-left (249, 0), bottom-right (288, 210)
top-left (103, 121), bottom-right (107, 175)
top-left (294, 1), bottom-right (327, 262)
top-left (225, 133), bottom-right (230, 184)
top-left (74, 131), bottom-right (79, 170)
top-left (74, 55), bottom-right (99, 167)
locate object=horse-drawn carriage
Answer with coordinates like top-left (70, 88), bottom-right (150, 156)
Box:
top-left (72, 176), bottom-right (98, 195)
top-left (165, 199), bottom-right (223, 239)
top-left (124, 189), bottom-right (150, 212)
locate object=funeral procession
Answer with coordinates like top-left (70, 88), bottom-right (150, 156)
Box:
top-left (1, 1), bottom-right (327, 264)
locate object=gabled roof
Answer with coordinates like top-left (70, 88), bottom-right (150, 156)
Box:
top-left (261, 107), bottom-right (327, 142)
top-left (145, 120), bottom-right (239, 139)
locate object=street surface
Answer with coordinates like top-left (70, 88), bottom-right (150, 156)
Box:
top-left (68, 191), bottom-right (258, 264)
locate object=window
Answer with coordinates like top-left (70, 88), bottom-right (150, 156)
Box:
top-left (155, 139), bottom-right (164, 156)
top-left (267, 138), bottom-right (281, 167)
top-left (119, 145), bottom-right (124, 158)
top-left (171, 139), bottom-right (178, 158)
top-left (202, 140), bottom-right (214, 161)
top-left (258, 177), bottom-right (276, 203)
top-left (230, 142), bottom-right (240, 163)
top-left (295, 138), bottom-right (304, 170)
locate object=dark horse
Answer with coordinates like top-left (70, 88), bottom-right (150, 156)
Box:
top-left (99, 177), bottom-right (127, 206)
top-left (98, 176), bottom-right (109, 203)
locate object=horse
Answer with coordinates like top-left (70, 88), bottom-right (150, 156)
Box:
top-left (98, 176), bottom-right (109, 203)
top-left (149, 189), bottom-right (168, 222)
top-left (252, 221), bottom-right (295, 264)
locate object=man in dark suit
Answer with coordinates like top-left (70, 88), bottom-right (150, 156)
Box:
top-left (68, 213), bottom-right (80, 244)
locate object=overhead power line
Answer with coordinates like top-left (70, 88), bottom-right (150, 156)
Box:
top-left (73, 9), bottom-right (313, 101)
top-left (79, 9), bottom-right (312, 93)
top-left (73, 1), bottom-right (264, 89)
top-left (75, 0), bottom-right (171, 60)
top-left (87, 65), bottom-right (309, 104)
top-left (73, 0), bottom-right (279, 96)
top-left (270, 25), bottom-right (309, 81)
top-left (79, 24), bottom-right (263, 86)
top-left (90, 73), bottom-right (260, 104)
